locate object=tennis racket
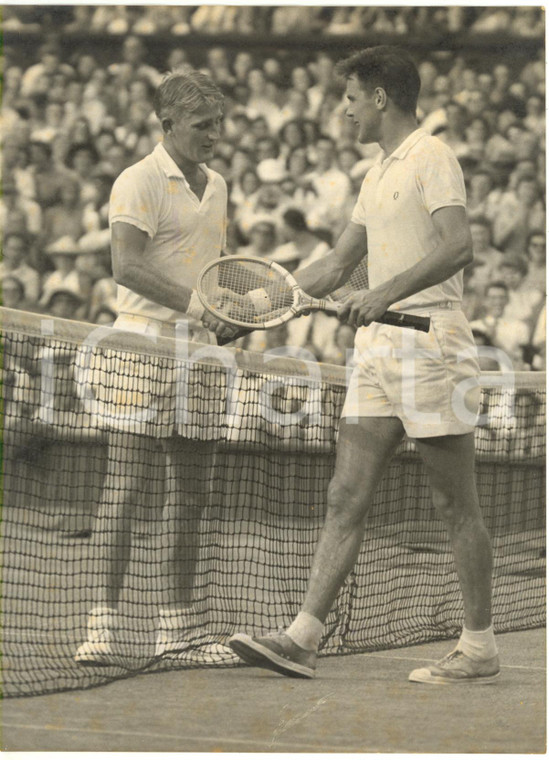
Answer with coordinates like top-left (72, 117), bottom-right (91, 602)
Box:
top-left (197, 255), bottom-right (430, 333)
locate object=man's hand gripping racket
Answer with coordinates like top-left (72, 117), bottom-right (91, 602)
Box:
top-left (197, 256), bottom-right (430, 342)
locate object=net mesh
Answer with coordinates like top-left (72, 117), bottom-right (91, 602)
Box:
top-left (2, 307), bottom-right (545, 697)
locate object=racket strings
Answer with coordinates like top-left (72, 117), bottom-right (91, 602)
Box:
top-left (201, 261), bottom-right (294, 324)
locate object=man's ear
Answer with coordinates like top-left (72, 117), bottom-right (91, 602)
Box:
top-left (374, 87), bottom-right (387, 108)
top-left (162, 119), bottom-right (173, 134)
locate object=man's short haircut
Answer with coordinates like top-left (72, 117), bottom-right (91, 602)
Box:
top-left (336, 46), bottom-right (420, 115)
top-left (153, 69), bottom-right (224, 124)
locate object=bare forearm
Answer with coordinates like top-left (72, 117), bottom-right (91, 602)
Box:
top-left (295, 250), bottom-right (357, 297)
top-left (115, 259), bottom-right (193, 313)
top-left (375, 241), bottom-right (472, 307)
top-left (294, 221), bottom-right (367, 298)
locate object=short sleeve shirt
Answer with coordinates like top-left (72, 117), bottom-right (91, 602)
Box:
top-left (109, 142), bottom-right (227, 322)
top-left (351, 129), bottom-right (466, 311)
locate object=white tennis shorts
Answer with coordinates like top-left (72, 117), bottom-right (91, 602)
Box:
top-left (83, 314), bottom-right (215, 436)
top-left (341, 307), bottom-right (481, 438)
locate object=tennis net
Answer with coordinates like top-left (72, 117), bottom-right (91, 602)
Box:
top-left (2, 306), bottom-right (545, 697)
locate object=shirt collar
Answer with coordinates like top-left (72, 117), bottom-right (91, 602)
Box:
top-left (153, 142), bottom-right (212, 183)
top-left (379, 128), bottom-right (428, 164)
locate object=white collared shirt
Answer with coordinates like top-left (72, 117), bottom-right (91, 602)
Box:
top-left (351, 128), bottom-right (466, 311)
top-left (109, 142), bottom-right (227, 322)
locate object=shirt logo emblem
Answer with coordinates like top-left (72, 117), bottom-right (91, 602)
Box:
top-left (393, 192), bottom-right (399, 200)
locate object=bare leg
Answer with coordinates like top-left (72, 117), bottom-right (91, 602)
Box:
top-left (95, 432), bottom-right (161, 608)
top-left (415, 432), bottom-right (492, 630)
top-left (159, 438), bottom-right (210, 610)
top-left (302, 417), bottom-right (405, 623)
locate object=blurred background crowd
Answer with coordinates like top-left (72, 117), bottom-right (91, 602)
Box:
top-left (2, 5), bottom-right (545, 370)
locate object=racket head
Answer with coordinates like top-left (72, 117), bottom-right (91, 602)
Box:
top-left (197, 255), bottom-right (299, 329)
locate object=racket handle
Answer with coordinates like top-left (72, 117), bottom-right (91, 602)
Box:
top-left (380, 311), bottom-right (431, 332)
top-left (217, 327), bottom-right (253, 345)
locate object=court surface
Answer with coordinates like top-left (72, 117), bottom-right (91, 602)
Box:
top-left (3, 627), bottom-right (545, 754)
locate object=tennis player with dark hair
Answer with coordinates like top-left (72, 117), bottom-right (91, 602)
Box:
top-left (75, 69), bottom-right (238, 667)
top-left (227, 46), bottom-right (499, 684)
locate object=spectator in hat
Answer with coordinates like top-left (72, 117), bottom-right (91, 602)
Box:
top-left (234, 158), bottom-right (294, 241)
top-left (0, 232), bottom-right (41, 303)
top-left (42, 286), bottom-right (86, 320)
top-left (236, 218), bottom-right (278, 259)
top-left (40, 236), bottom-right (84, 308)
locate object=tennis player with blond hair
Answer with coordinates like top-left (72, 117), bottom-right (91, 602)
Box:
top-left (76, 69), bottom-right (238, 667)
top-left (226, 46), bottom-right (499, 685)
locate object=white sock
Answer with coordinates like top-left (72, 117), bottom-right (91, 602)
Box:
top-left (286, 612), bottom-right (323, 652)
top-left (159, 607), bottom-right (198, 630)
top-left (458, 624), bottom-right (498, 661)
top-left (89, 607), bottom-right (118, 629)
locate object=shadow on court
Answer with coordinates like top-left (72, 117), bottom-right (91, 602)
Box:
top-left (3, 628), bottom-right (545, 753)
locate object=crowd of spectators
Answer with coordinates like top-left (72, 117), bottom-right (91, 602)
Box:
top-left (2, 8), bottom-right (545, 371)
top-left (4, 6), bottom-right (545, 39)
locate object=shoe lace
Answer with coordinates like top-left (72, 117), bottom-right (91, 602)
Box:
top-left (441, 650), bottom-right (465, 665)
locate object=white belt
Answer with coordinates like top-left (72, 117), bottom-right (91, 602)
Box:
top-left (397, 302), bottom-right (462, 315)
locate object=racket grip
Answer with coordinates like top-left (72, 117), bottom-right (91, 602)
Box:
top-left (217, 327), bottom-right (253, 345)
top-left (380, 311), bottom-right (431, 332)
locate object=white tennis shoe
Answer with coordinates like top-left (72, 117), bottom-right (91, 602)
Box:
top-left (409, 649), bottom-right (500, 684)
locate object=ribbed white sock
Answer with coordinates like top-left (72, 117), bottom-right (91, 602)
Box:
top-left (159, 607), bottom-right (198, 629)
top-left (286, 612), bottom-right (323, 652)
top-left (458, 624), bottom-right (498, 661)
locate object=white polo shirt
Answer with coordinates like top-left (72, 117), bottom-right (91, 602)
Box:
top-left (351, 128), bottom-right (466, 312)
top-left (109, 142), bottom-right (227, 323)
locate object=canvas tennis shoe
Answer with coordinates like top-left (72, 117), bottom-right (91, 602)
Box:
top-left (155, 627), bottom-right (240, 665)
top-left (154, 609), bottom-right (240, 665)
top-left (75, 608), bottom-right (239, 667)
top-left (229, 631), bottom-right (317, 678)
top-left (74, 608), bottom-right (133, 668)
top-left (408, 649), bottom-right (500, 684)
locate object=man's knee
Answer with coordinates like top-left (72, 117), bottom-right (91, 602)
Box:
top-left (326, 476), bottom-right (369, 526)
top-left (431, 486), bottom-right (482, 530)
